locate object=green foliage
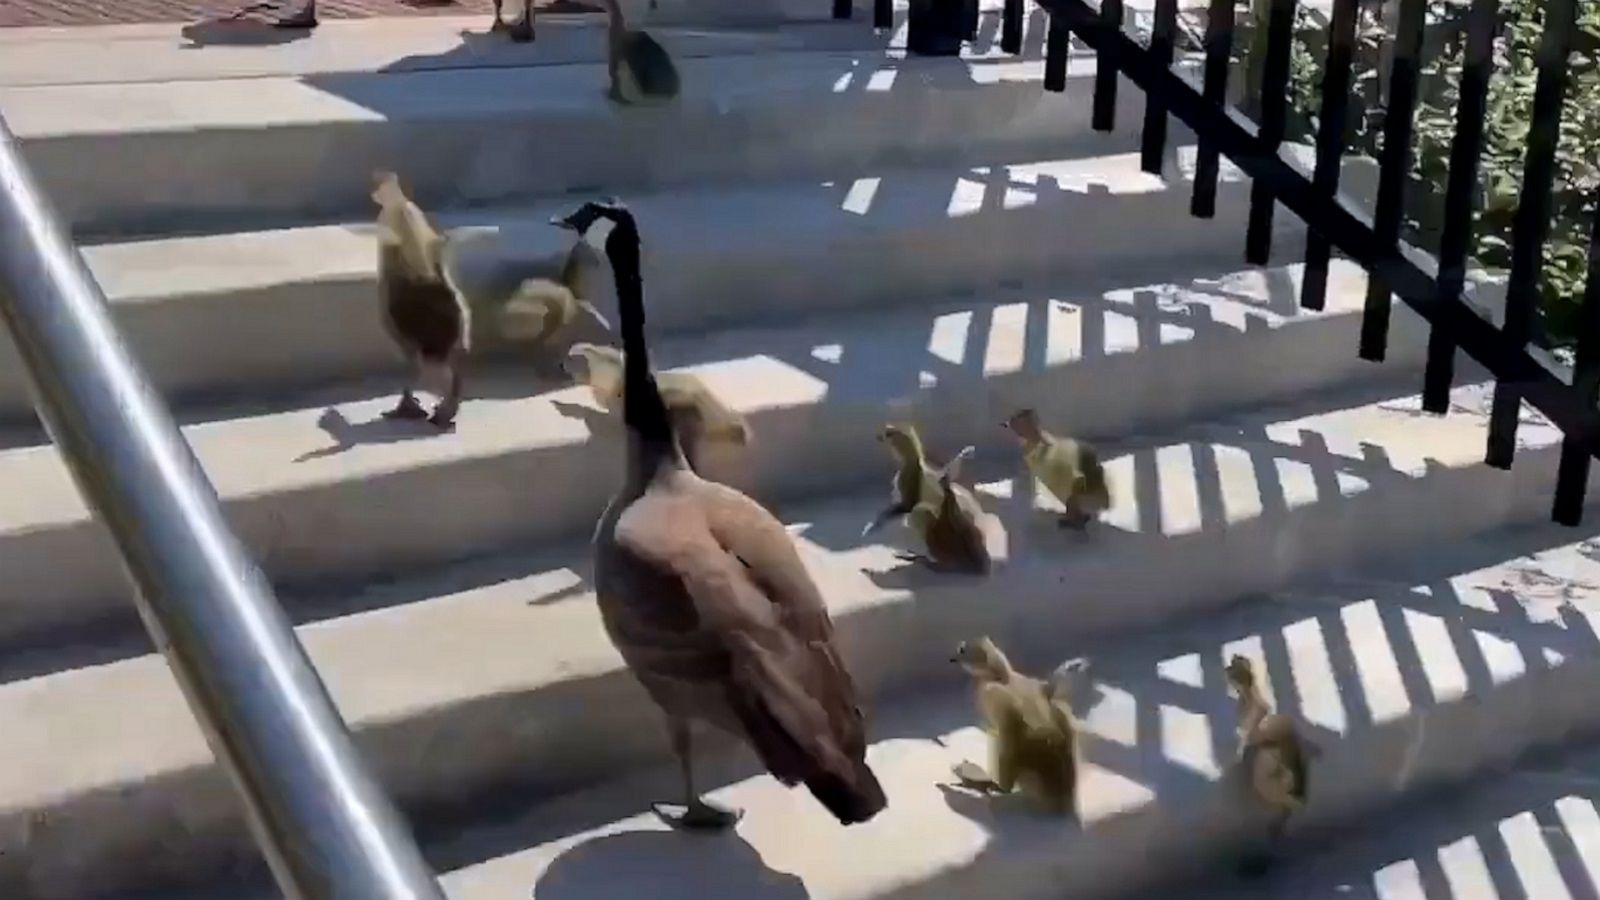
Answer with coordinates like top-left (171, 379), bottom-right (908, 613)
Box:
top-left (1243, 0), bottom-right (1600, 346)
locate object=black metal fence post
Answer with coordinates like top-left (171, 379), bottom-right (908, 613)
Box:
top-left (1485, 0), bottom-right (1579, 468)
top-left (1357, 0), bottom-right (1426, 362)
top-left (1243, 0), bottom-right (1295, 264)
top-left (1421, 0), bottom-right (1499, 412)
top-left (1092, 0), bottom-right (1125, 129)
top-left (1002, 0), bottom-right (1025, 53)
top-left (875, 0), bottom-right (892, 29)
top-left (1299, 0), bottom-right (1359, 311)
top-left (1141, 0), bottom-right (1181, 174)
top-left (1190, 0), bottom-right (1237, 218)
top-left (1046, 13), bottom-right (1071, 91)
top-left (1553, 199), bottom-right (1600, 525)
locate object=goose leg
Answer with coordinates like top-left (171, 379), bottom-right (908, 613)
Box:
top-left (652, 721), bottom-right (740, 831)
top-left (385, 360), bottom-right (429, 421)
top-left (508, 0), bottom-right (535, 41)
top-left (429, 355), bottom-right (465, 430)
top-left (492, 0), bottom-right (508, 30)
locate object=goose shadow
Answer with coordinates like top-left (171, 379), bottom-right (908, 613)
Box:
top-left (532, 828), bottom-right (811, 900)
top-left (294, 407), bottom-right (446, 462)
top-left (178, 17), bottom-right (314, 48)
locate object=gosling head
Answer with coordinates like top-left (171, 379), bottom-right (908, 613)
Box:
top-left (951, 637), bottom-right (1008, 681)
top-left (878, 423), bottom-right (922, 459)
top-left (551, 198), bottom-right (636, 257)
top-left (1002, 408), bottom-right (1044, 442)
top-left (370, 170), bottom-right (407, 209)
top-left (1224, 655), bottom-right (1256, 696)
top-left (563, 342), bottom-right (622, 384)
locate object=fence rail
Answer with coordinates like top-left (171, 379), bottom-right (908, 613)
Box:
top-left (843, 0), bottom-right (1600, 526)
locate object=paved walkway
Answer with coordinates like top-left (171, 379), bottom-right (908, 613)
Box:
top-left (1, 0), bottom-right (594, 30)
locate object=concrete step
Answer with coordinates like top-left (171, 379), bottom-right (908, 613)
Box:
top-left (407, 515), bottom-right (1600, 900)
top-left (0, 145), bottom-right (1299, 419)
top-left (1, 11), bottom-right (1147, 237)
top-left (3, 379), bottom-right (1587, 898)
top-left (1191, 742), bottom-right (1600, 900)
top-left (0, 256), bottom-right (1406, 655)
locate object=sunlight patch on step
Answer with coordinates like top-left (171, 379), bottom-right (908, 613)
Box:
top-left (1214, 444), bottom-right (1265, 524)
top-left (1157, 652), bottom-right (1204, 690)
top-left (1556, 796), bottom-right (1600, 886)
top-left (927, 309), bottom-right (972, 366)
top-left (1501, 810), bottom-right (1572, 899)
top-left (1101, 453), bottom-right (1141, 532)
top-left (1083, 683), bottom-right (1138, 747)
top-left (1155, 443), bottom-right (1201, 536)
top-left (981, 302), bottom-right (1029, 376)
top-left (1160, 702), bottom-right (1220, 779)
top-left (1438, 833), bottom-right (1497, 898)
top-left (1283, 616), bottom-right (1347, 734)
top-left (1372, 857), bottom-right (1426, 899)
top-left (809, 343), bottom-right (843, 364)
top-left (1044, 299), bottom-right (1084, 366)
top-left (1341, 599), bottom-right (1413, 724)
top-left (1473, 628), bottom-right (1528, 685)
top-left (840, 177), bottom-right (880, 216)
top-left (1400, 607), bottom-right (1470, 705)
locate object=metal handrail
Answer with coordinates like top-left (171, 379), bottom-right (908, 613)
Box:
top-left (0, 115), bottom-right (444, 899)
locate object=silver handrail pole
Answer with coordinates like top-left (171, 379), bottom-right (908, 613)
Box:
top-left (0, 115), bottom-right (444, 900)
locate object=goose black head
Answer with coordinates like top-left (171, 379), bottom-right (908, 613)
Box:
top-left (551, 198), bottom-right (637, 257)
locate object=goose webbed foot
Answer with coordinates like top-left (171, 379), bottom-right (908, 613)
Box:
top-left (383, 393), bottom-right (429, 421)
top-left (652, 798), bottom-right (743, 832)
top-left (428, 405), bottom-right (459, 431)
top-left (1234, 853), bottom-right (1275, 878)
top-left (270, 1), bottom-right (317, 28)
top-left (1058, 508), bottom-right (1091, 530)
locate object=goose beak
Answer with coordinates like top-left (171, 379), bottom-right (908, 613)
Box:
top-left (549, 215), bottom-right (578, 231)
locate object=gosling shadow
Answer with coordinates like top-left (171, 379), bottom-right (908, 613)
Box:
top-left (294, 407), bottom-right (444, 462)
top-left (533, 828), bottom-right (810, 900)
top-left (551, 399), bottom-right (621, 439)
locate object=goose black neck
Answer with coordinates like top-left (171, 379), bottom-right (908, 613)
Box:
top-left (607, 223), bottom-right (677, 458)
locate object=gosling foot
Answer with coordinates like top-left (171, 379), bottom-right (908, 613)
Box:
top-left (652, 799), bottom-right (742, 832)
top-left (428, 407), bottom-right (459, 432)
top-left (383, 395), bottom-right (429, 421)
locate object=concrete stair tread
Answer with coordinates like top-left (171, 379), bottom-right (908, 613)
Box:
top-left (0, 41), bottom-right (1053, 138)
top-left (19, 145), bottom-right (1288, 421)
top-left (418, 517), bottom-right (1600, 900)
top-left (2, 380), bottom-right (1583, 898)
top-left (1191, 743), bottom-right (1600, 899)
top-left (4, 7), bottom-right (1118, 236)
top-left (0, 257), bottom-right (1360, 531)
top-left (77, 148), bottom-right (1175, 302)
top-left (0, 1), bottom-right (1040, 88)
top-left (0, 254), bottom-right (1399, 648)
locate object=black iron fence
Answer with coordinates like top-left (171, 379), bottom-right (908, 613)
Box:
top-left (836, 0), bottom-right (1600, 527)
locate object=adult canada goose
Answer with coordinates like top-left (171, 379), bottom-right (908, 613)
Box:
top-left (553, 199), bottom-right (886, 830)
